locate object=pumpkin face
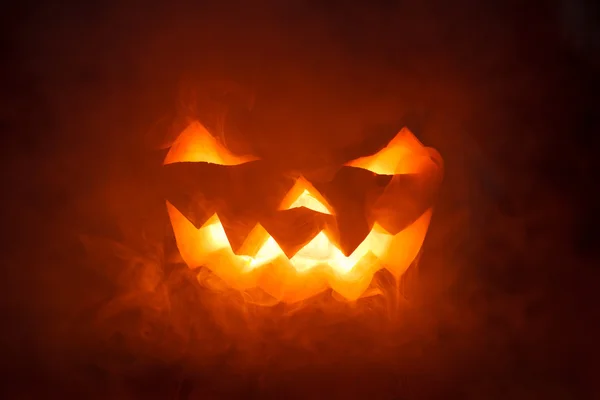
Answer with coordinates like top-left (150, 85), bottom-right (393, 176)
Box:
top-left (162, 121), bottom-right (443, 303)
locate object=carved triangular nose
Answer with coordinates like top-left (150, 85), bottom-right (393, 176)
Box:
top-left (288, 189), bottom-right (331, 214)
top-left (279, 176), bottom-right (334, 215)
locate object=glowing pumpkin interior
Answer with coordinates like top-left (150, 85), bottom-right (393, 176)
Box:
top-left (164, 121), bottom-right (443, 303)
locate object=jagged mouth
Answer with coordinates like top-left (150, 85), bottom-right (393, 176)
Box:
top-left (184, 209), bottom-right (393, 275)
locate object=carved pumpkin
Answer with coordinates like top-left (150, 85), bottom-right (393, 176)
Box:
top-left (162, 120), bottom-right (443, 303)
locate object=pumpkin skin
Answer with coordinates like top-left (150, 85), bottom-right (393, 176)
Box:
top-left (162, 121), bottom-right (443, 303)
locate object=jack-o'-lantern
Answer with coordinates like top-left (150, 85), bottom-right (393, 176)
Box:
top-left (162, 120), bottom-right (443, 303)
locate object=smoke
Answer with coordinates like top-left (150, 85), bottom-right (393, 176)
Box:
top-left (2, 0), bottom-right (596, 398)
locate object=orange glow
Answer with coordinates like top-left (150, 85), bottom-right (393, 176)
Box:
top-left (279, 177), bottom-right (334, 215)
top-left (164, 121), bottom-right (442, 303)
top-left (167, 201), bottom-right (432, 302)
top-left (163, 121), bottom-right (258, 165)
top-left (199, 211), bottom-right (390, 274)
top-left (345, 127), bottom-right (441, 175)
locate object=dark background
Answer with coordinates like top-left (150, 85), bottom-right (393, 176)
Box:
top-left (1, 0), bottom-right (599, 398)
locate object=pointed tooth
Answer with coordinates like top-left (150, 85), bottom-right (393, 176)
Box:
top-left (261, 208), bottom-right (333, 258)
top-left (218, 212), bottom-right (259, 255)
top-left (312, 167), bottom-right (388, 256)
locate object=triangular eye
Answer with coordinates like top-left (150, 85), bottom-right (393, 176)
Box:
top-left (164, 121), bottom-right (259, 165)
top-left (345, 127), bottom-right (432, 175)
